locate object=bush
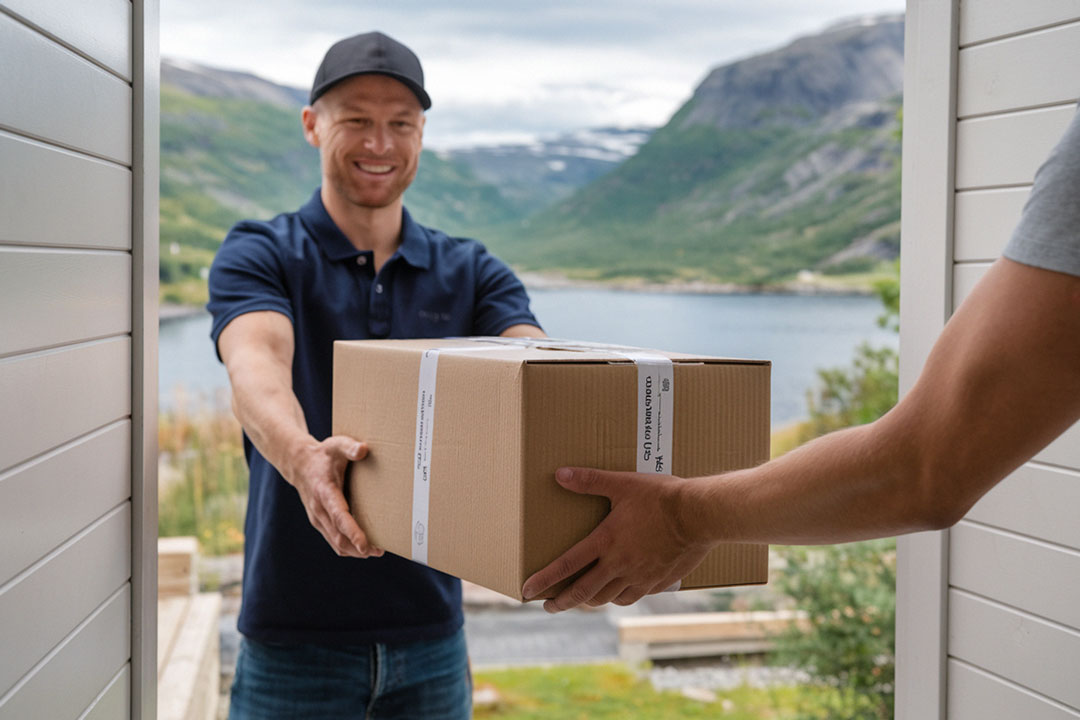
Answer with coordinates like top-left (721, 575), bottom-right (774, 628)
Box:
top-left (773, 264), bottom-right (899, 719)
top-left (773, 541), bottom-right (896, 720)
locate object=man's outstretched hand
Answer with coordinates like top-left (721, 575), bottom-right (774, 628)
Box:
top-left (521, 467), bottom-right (714, 612)
top-left (287, 435), bottom-right (384, 559)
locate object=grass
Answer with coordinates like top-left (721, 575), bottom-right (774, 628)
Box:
top-left (158, 393), bottom-right (248, 556)
top-left (473, 663), bottom-right (844, 719)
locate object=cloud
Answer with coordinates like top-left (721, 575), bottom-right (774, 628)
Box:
top-left (160, 0), bottom-right (904, 148)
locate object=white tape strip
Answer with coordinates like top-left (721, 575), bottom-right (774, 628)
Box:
top-left (411, 349), bottom-right (440, 564)
top-left (411, 344), bottom-right (521, 564)
top-left (619, 352), bottom-right (675, 475)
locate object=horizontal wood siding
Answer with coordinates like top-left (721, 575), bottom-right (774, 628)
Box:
top-left (967, 463), bottom-right (1080, 550)
top-left (0, 586), bottom-right (130, 720)
top-left (0, 131), bottom-right (131, 250)
top-left (0, 338), bottom-right (131, 473)
top-left (958, 22), bottom-right (1080, 118)
top-left (1037, 423), bottom-right (1080, 470)
top-left (0, 422), bottom-right (130, 583)
top-left (0, 505), bottom-right (130, 696)
top-left (949, 590), bottom-right (1080, 710)
top-left (0, 0), bottom-right (131, 79)
top-left (953, 187), bottom-right (1030, 261)
top-left (948, 659), bottom-right (1080, 720)
top-left (960, 1), bottom-right (1080, 47)
top-left (80, 665), bottom-right (131, 720)
top-left (954, 104), bottom-right (1076, 190)
top-left (944, 6), bottom-right (1080, 718)
top-left (950, 261), bottom-right (989, 308)
top-left (950, 522), bottom-right (1080, 629)
top-left (0, 12), bottom-right (131, 164)
top-left (0, 248), bottom-right (131, 355)
top-left (0, 4), bottom-right (139, 716)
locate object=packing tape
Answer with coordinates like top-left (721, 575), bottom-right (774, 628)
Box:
top-left (411, 344), bottom-right (520, 564)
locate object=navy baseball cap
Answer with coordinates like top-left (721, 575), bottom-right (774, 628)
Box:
top-left (310, 31), bottom-right (431, 110)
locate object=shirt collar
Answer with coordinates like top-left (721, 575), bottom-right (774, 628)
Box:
top-left (299, 188), bottom-right (432, 270)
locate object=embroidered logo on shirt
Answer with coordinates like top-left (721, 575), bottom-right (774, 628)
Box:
top-left (418, 309), bottom-right (452, 323)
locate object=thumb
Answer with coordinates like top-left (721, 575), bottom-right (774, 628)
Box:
top-left (325, 436), bottom-right (368, 461)
top-left (555, 467), bottom-right (624, 498)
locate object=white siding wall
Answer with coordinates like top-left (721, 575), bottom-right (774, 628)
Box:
top-left (899, 1), bottom-right (1080, 717)
top-left (0, 1), bottom-right (157, 718)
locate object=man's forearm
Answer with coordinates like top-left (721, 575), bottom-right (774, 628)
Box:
top-left (227, 352), bottom-right (314, 484)
top-left (682, 415), bottom-right (933, 547)
top-left (682, 259), bottom-right (1080, 548)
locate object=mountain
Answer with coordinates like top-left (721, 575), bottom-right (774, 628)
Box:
top-left (443, 127), bottom-right (652, 214)
top-left (482, 15), bottom-right (904, 285)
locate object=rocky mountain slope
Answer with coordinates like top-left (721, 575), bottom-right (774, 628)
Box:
top-left (482, 15), bottom-right (904, 285)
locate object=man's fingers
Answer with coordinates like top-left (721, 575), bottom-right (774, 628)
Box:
top-left (542, 565), bottom-right (615, 613)
top-left (554, 466), bottom-right (631, 498)
top-left (522, 534), bottom-right (603, 600)
top-left (324, 435), bottom-right (368, 462)
top-left (322, 486), bottom-right (374, 554)
top-left (648, 573), bottom-right (685, 596)
top-left (586, 578), bottom-right (631, 607)
top-left (612, 585), bottom-right (650, 607)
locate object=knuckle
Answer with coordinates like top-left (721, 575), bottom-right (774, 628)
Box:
top-left (567, 584), bottom-right (593, 606)
top-left (553, 556), bottom-right (577, 581)
top-left (591, 526), bottom-right (613, 553)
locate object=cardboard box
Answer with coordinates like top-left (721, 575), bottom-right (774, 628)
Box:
top-left (332, 337), bottom-right (770, 601)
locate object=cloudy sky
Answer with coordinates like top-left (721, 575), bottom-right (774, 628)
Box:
top-left (161, 0), bottom-right (904, 149)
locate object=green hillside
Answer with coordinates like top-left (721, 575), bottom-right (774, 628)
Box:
top-left (159, 84), bottom-right (518, 304)
top-left (482, 98), bottom-right (901, 286)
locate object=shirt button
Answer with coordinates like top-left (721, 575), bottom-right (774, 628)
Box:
top-left (375, 283), bottom-right (384, 294)
top-left (356, 256), bottom-right (368, 266)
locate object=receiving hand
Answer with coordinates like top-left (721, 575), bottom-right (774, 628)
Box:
top-left (287, 435), bottom-right (384, 559)
top-left (521, 467), bottom-right (713, 612)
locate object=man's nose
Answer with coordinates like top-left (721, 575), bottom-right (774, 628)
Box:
top-left (362, 125), bottom-right (392, 154)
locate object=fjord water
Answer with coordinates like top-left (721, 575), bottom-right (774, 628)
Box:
top-left (158, 288), bottom-right (896, 427)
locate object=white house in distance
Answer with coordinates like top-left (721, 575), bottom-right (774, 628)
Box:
top-left (0, 0), bottom-right (1077, 718)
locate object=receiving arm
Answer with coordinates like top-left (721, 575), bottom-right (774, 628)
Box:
top-left (695, 257), bottom-right (1080, 544)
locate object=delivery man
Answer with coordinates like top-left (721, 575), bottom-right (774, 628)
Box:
top-left (208, 31), bottom-right (542, 718)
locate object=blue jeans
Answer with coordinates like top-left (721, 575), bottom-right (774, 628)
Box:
top-left (228, 628), bottom-right (471, 719)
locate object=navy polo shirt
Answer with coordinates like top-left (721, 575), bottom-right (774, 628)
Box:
top-left (207, 189), bottom-right (539, 645)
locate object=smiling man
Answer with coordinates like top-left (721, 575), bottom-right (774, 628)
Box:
top-left (207, 32), bottom-right (542, 719)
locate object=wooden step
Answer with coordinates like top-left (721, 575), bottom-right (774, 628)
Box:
top-left (616, 610), bottom-right (807, 661)
top-left (158, 536), bottom-right (199, 598)
top-left (158, 592), bottom-right (222, 720)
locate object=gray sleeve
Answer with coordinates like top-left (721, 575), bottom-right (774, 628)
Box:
top-left (1002, 106), bottom-right (1080, 278)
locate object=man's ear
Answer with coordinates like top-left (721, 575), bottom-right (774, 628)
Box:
top-left (301, 105), bottom-right (320, 149)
